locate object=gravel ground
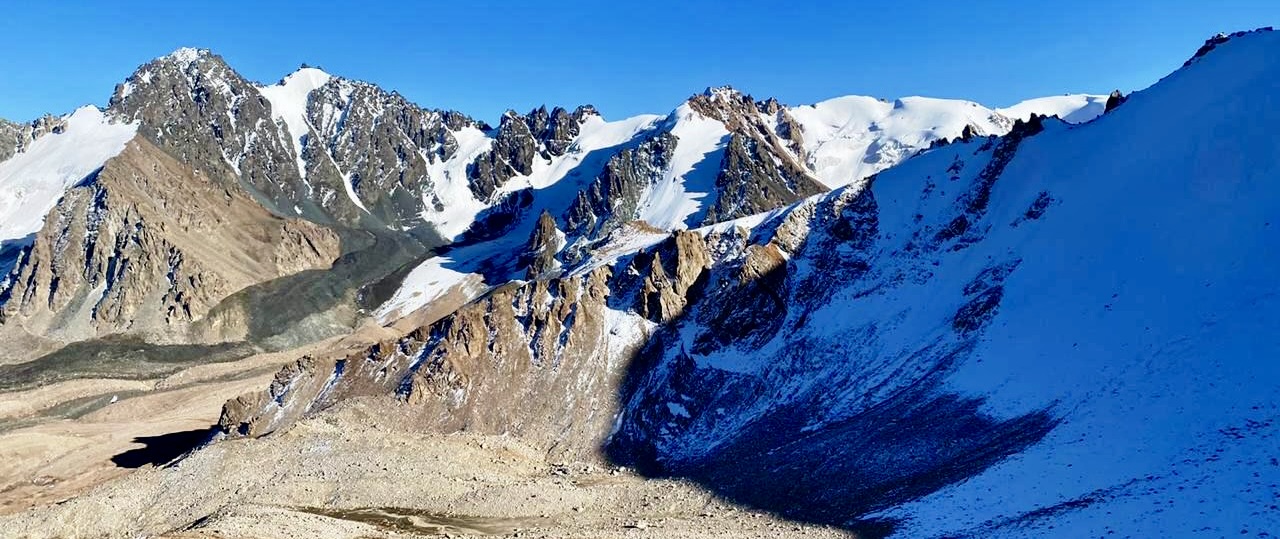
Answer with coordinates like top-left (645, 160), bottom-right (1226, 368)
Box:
top-left (1, 406), bottom-right (855, 538)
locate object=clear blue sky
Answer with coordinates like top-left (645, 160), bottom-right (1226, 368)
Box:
top-left (1, 1), bottom-right (1277, 123)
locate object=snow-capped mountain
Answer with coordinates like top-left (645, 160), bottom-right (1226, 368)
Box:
top-left (218, 27), bottom-right (1280, 538)
top-left (371, 85), bottom-right (1108, 321)
top-left (0, 46), bottom-right (1105, 347)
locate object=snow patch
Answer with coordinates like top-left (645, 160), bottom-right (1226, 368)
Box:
top-left (0, 106), bottom-right (138, 243)
top-left (636, 104), bottom-right (728, 229)
top-left (374, 255), bottom-right (483, 322)
top-left (258, 67), bottom-right (333, 178)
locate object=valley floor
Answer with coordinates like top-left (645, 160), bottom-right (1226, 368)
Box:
top-left (0, 340), bottom-right (854, 539)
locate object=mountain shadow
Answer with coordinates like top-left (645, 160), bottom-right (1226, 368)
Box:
top-left (111, 426), bottom-right (215, 468)
top-left (604, 331), bottom-right (1058, 537)
top-left (599, 234), bottom-right (1060, 537)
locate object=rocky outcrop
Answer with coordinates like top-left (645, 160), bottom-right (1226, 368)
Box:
top-left (219, 265), bottom-right (648, 460)
top-left (106, 49), bottom-right (481, 238)
top-left (467, 106), bottom-right (596, 201)
top-left (528, 104), bottom-right (591, 156)
top-left (0, 137), bottom-right (339, 343)
top-left (686, 88), bottom-right (828, 223)
top-left (521, 210), bottom-right (564, 279)
top-left (303, 77), bottom-right (481, 230)
top-left (107, 49), bottom-right (303, 213)
top-left (704, 132), bottom-right (827, 224)
top-left (635, 231), bottom-right (712, 323)
top-left (217, 228), bottom-right (716, 453)
top-left (757, 96), bottom-right (807, 157)
top-left (1104, 89), bottom-right (1128, 113)
top-left (0, 115), bottom-right (65, 163)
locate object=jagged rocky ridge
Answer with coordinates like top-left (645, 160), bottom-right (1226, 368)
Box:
top-left (220, 28), bottom-right (1280, 538)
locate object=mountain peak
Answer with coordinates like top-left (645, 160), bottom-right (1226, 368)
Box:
top-left (700, 85), bottom-right (744, 101)
top-left (268, 66), bottom-right (333, 93)
top-left (1183, 26), bottom-right (1274, 67)
top-left (160, 46), bottom-right (213, 66)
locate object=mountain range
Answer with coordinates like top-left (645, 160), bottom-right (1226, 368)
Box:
top-left (0, 28), bottom-right (1275, 539)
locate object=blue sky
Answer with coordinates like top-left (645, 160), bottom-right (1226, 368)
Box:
top-left (1, 1), bottom-right (1277, 123)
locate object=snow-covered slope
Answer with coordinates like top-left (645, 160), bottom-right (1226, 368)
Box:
top-left (258, 67), bottom-right (332, 179)
top-left (634, 103), bottom-right (727, 230)
top-left (875, 30), bottom-right (1280, 537)
top-left (787, 95), bottom-right (1012, 187)
top-left (0, 107), bottom-right (137, 243)
top-left (786, 93), bottom-right (1108, 189)
top-left (998, 93), bottom-right (1109, 123)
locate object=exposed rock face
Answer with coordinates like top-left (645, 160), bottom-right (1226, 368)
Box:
top-left (303, 77), bottom-right (481, 229)
top-left (686, 88), bottom-right (827, 223)
top-left (0, 137), bottom-right (339, 342)
top-left (521, 210), bottom-right (564, 279)
top-left (466, 111), bottom-right (537, 201)
top-left (219, 356), bottom-right (322, 437)
top-left (107, 49), bottom-right (303, 213)
top-left (561, 133), bottom-right (676, 257)
top-left (219, 266), bottom-right (643, 460)
top-left (529, 104), bottom-right (590, 156)
top-left (757, 96), bottom-right (807, 157)
top-left (106, 49), bottom-right (483, 237)
top-left (467, 106), bottom-right (596, 201)
top-left (217, 226), bottom-right (720, 451)
top-left (636, 231), bottom-right (712, 323)
top-left (704, 132), bottom-right (827, 224)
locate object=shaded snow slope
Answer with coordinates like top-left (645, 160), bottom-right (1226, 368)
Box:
top-left (0, 107), bottom-right (137, 243)
top-left (603, 28), bottom-right (1280, 537)
top-left (879, 29), bottom-right (1280, 537)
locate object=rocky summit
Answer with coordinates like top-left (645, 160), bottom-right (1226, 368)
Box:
top-left (0, 24), bottom-right (1277, 539)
